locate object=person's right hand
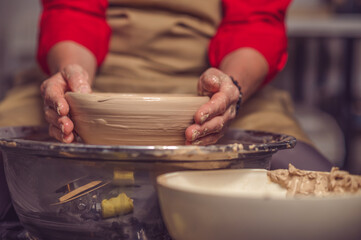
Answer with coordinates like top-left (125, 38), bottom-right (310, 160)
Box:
top-left (40, 64), bottom-right (92, 143)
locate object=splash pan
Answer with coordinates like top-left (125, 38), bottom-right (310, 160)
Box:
top-left (0, 126), bottom-right (295, 240)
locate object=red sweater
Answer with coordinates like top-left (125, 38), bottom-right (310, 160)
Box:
top-left (37, 0), bottom-right (290, 84)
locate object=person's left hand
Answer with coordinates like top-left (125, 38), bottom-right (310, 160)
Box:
top-left (185, 68), bottom-right (241, 145)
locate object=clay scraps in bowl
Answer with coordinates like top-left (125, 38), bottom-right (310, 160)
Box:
top-left (268, 164), bottom-right (361, 197)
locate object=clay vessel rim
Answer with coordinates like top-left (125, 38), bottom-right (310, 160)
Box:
top-left (66, 92), bottom-right (209, 100)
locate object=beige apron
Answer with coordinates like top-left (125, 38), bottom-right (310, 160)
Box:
top-left (0, 0), bottom-right (312, 145)
top-left (95, 0), bottom-right (221, 94)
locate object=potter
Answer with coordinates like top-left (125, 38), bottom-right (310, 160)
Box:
top-left (37, 0), bottom-right (289, 148)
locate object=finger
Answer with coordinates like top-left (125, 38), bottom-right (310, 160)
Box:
top-left (44, 107), bottom-right (74, 136)
top-left (42, 74), bottom-right (70, 116)
top-left (197, 68), bottom-right (224, 96)
top-left (49, 125), bottom-right (74, 143)
top-left (197, 76), bottom-right (213, 97)
top-left (62, 64), bottom-right (91, 93)
top-left (194, 83), bottom-right (239, 124)
top-left (58, 116), bottom-right (75, 136)
top-left (185, 132), bottom-right (224, 146)
top-left (44, 107), bottom-right (61, 129)
top-left (185, 104), bottom-right (236, 142)
top-left (185, 124), bottom-right (202, 142)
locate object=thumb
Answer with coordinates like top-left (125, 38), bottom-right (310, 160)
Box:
top-left (61, 64), bottom-right (92, 93)
top-left (198, 68), bottom-right (223, 96)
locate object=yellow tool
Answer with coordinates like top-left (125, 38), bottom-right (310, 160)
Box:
top-left (113, 170), bottom-right (135, 186)
top-left (101, 193), bottom-right (134, 218)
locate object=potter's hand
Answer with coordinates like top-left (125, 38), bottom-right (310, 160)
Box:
top-left (185, 68), bottom-right (240, 145)
top-left (40, 64), bottom-right (91, 143)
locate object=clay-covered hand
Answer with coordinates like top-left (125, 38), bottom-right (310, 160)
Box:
top-left (40, 64), bottom-right (92, 143)
top-left (185, 68), bottom-right (240, 145)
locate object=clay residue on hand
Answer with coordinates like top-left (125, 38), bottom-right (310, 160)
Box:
top-left (268, 164), bottom-right (361, 197)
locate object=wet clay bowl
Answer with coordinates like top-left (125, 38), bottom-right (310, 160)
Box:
top-left (65, 92), bottom-right (209, 146)
top-left (157, 169), bottom-right (361, 240)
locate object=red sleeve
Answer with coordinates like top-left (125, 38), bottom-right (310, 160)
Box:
top-left (37, 0), bottom-right (111, 74)
top-left (209, 0), bottom-right (291, 84)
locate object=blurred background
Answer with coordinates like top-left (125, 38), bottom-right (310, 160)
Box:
top-left (0, 0), bottom-right (360, 173)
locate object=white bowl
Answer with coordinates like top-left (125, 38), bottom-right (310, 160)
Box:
top-left (65, 92), bottom-right (209, 146)
top-left (157, 169), bottom-right (361, 240)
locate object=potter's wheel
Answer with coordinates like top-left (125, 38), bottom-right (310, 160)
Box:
top-left (0, 126), bottom-right (296, 162)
